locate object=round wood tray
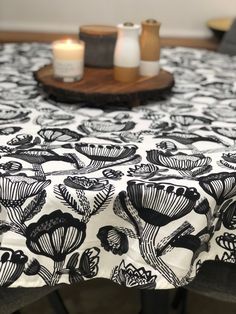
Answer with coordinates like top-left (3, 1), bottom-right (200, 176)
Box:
top-left (34, 64), bottom-right (174, 107)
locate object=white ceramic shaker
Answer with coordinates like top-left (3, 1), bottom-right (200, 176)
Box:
top-left (114, 22), bottom-right (140, 82)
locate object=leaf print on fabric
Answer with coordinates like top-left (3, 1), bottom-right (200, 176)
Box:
top-left (111, 260), bottom-right (157, 289)
top-left (92, 184), bottom-right (115, 215)
top-left (0, 248), bottom-right (28, 287)
top-left (21, 190), bottom-right (47, 224)
top-left (54, 184), bottom-right (83, 215)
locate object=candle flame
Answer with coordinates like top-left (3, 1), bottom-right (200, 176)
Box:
top-left (65, 38), bottom-right (73, 45)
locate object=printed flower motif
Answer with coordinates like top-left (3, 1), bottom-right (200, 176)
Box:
top-left (170, 115), bottom-right (212, 127)
top-left (102, 169), bottom-right (124, 180)
top-left (0, 126), bottom-right (21, 135)
top-left (0, 248), bottom-right (28, 287)
top-left (119, 131), bottom-right (144, 143)
top-left (150, 121), bottom-right (176, 131)
top-left (127, 164), bottom-right (159, 179)
top-left (213, 127), bottom-right (236, 140)
top-left (156, 131), bottom-right (218, 145)
top-left (38, 128), bottom-right (83, 142)
top-left (222, 153), bottom-right (236, 164)
top-left (0, 174), bottom-right (51, 207)
top-left (0, 161), bottom-right (22, 172)
top-left (64, 176), bottom-right (108, 190)
top-left (222, 200), bottom-right (236, 230)
top-left (111, 260), bottom-right (157, 289)
top-left (75, 143), bottom-right (137, 161)
top-left (0, 146), bottom-right (14, 153)
top-left (127, 180), bottom-right (200, 226)
top-left (7, 134), bottom-right (33, 146)
top-left (79, 120), bottom-right (135, 133)
top-left (25, 210), bottom-right (86, 262)
top-left (147, 150), bottom-right (211, 171)
top-left (216, 232), bottom-right (236, 251)
top-left (97, 226), bottom-right (128, 255)
top-left (141, 111), bottom-right (164, 120)
top-left (0, 107), bottom-right (30, 124)
top-left (199, 172), bottom-right (236, 205)
top-left (8, 148), bottom-right (72, 164)
top-left (58, 248), bottom-right (100, 284)
top-left (156, 141), bottom-right (177, 152)
top-left (208, 108), bottom-right (236, 122)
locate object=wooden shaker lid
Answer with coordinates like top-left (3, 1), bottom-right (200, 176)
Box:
top-left (79, 25), bottom-right (117, 37)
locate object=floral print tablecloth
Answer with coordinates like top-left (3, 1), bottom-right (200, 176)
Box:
top-left (0, 43), bottom-right (236, 289)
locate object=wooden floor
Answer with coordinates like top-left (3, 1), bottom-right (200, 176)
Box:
top-left (20, 278), bottom-right (236, 314)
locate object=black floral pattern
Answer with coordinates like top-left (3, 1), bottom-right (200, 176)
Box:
top-left (126, 180), bottom-right (200, 226)
top-left (0, 43), bottom-right (236, 289)
top-left (111, 260), bottom-right (157, 289)
top-left (97, 226), bottom-right (128, 255)
top-left (25, 210), bottom-right (86, 261)
top-left (0, 248), bottom-right (28, 287)
top-left (199, 172), bottom-right (236, 205)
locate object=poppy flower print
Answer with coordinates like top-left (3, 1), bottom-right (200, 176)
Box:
top-left (0, 43), bottom-right (236, 289)
top-left (97, 226), bottom-right (128, 255)
top-left (111, 260), bottom-right (157, 289)
top-left (199, 172), bottom-right (236, 205)
top-left (127, 180), bottom-right (200, 226)
top-left (0, 248), bottom-right (28, 287)
top-left (25, 210), bottom-right (86, 262)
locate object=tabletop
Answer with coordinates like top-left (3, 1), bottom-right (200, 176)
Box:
top-left (0, 43), bottom-right (236, 290)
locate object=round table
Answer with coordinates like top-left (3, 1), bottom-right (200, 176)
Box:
top-left (0, 43), bottom-right (236, 291)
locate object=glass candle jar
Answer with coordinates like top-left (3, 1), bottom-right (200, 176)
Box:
top-left (52, 39), bottom-right (85, 82)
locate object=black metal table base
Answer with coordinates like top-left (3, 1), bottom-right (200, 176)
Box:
top-left (139, 289), bottom-right (170, 314)
top-left (139, 288), bottom-right (188, 314)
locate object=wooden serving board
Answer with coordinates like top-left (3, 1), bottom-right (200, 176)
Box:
top-left (34, 64), bottom-right (174, 107)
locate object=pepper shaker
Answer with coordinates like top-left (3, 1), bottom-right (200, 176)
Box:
top-left (114, 22), bottom-right (140, 83)
top-left (140, 19), bottom-right (161, 76)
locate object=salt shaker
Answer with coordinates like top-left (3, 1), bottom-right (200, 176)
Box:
top-left (140, 19), bottom-right (161, 76)
top-left (114, 22), bottom-right (140, 83)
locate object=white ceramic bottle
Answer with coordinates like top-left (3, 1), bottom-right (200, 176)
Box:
top-left (114, 22), bottom-right (140, 82)
top-left (140, 19), bottom-right (161, 76)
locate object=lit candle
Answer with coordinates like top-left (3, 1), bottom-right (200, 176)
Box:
top-left (52, 39), bottom-right (85, 82)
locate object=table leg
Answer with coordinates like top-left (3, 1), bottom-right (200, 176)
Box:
top-left (139, 289), bottom-right (170, 314)
top-left (48, 290), bottom-right (69, 314)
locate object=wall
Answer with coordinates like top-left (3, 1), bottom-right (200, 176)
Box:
top-left (0, 0), bottom-right (234, 37)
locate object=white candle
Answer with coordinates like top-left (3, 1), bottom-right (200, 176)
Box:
top-left (52, 39), bottom-right (85, 82)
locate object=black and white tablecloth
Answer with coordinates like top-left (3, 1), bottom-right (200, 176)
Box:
top-left (0, 43), bottom-right (236, 289)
